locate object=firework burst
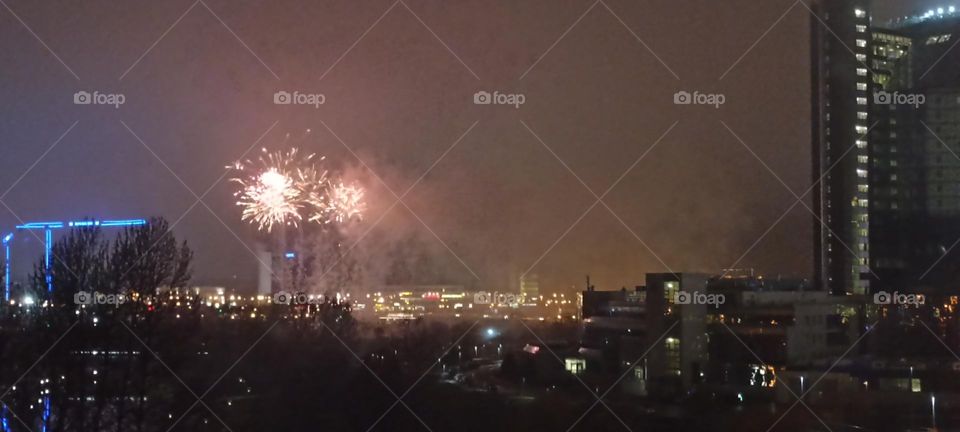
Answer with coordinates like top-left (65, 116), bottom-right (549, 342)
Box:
top-left (228, 147), bottom-right (365, 231)
top-left (312, 181), bottom-right (366, 224)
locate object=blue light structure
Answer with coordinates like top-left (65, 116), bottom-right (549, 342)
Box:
top-left (40, 395), bottom-right (49, 432)
top-left (1, 403), bottom-right (9, 432)
top-left (14, 219), bottom-right (146, 294)
top-left (2, 233), bottom-right (11, 302)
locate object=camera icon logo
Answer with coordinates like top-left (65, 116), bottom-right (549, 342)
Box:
top-left (273, 291), bottom-right (292, 305)
top-left (874, 291), bottom-right (892, 304)
top-left (473, 91), bottom-right (491, 105)
top-left (74, 91), bottom-right (92, 105)
top-left (673, 91), bottom-right (691, 105)
top-left (474, 292), bottom-right (492, 304)
top-left (874, 91), bottom-right (891, 105)
top-left (274, 91), bottom-right (292, 105)
top-left (674, 291), bottom-right (691, 305)
top-left (74, 290), bottom-right (93, 305)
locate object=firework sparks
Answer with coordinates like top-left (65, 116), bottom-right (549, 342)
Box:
top-left (229, 148), bottom-right (314, 232)
top-left (229, 147), bottom-right (365, 231)
top-left (314, 181), bottom-right (366, 224)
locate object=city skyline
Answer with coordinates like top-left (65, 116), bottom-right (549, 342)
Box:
top-left (0, 1), bottom-right (938, 293)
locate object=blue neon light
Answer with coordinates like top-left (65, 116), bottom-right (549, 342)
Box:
top-left (15, 222), bottom-right (63, 229)
top-left (1, 404), bottom-right (8, 432)
top-left (44, 229), bottom-right (52, 293)
top-left (285, 252), bottom-right (296, 259)
top-left (11, 218), bottom-right (147, 294)
top-left (99, 219), bottom-right (147, 227)
top-left (41, 396), bottom-right (49, 432)
top-left (3, 233), bottom-right (10, 302)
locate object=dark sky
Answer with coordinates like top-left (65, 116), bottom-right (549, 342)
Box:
top-left (0, 0), bottom-right (929, 293)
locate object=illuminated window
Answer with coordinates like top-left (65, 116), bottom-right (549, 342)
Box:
top-left (664, 282), bottom-right (678, 304)
top-left (856, 140), bottom-right (867, 148)
top-left (857, 169), bottom-right (868, 178)
top-left (857, 68), bottom-right (868, 76)
top-left (857, 83), bottom-right (867, 91)
top-left (857, 97), bottom-right (867, 105)
top-left (855, 125), bottom-right (868, 134)
top-left (857, 111), bottom-right (868, 120)
top-left (856, 53), bottom-right (867, 62)
top-left (856, 24), bottom-right (867, 32)
top-left (856, 39), bottom-right (867, 48)
top-left (665, 338), bottom-right (681, 375)
top-left (855, 8), bottom-right (866, 18)
top-left (565, 358), bottom-right (586, 375)
top-left (858, 155), bottom-right (868, 164)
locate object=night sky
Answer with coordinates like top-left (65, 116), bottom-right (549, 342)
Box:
top-left (0, 0), bottom-right (933, 292)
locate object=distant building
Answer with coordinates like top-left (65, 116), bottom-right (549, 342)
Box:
top-left (520, 273), bottom-right (540, 302)
top-left (810, 0), bottom-right (872, 295)
top-left (578, 272), bottom-right (869, 397)
top-left (812, 0), bottom-right (960, 295)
